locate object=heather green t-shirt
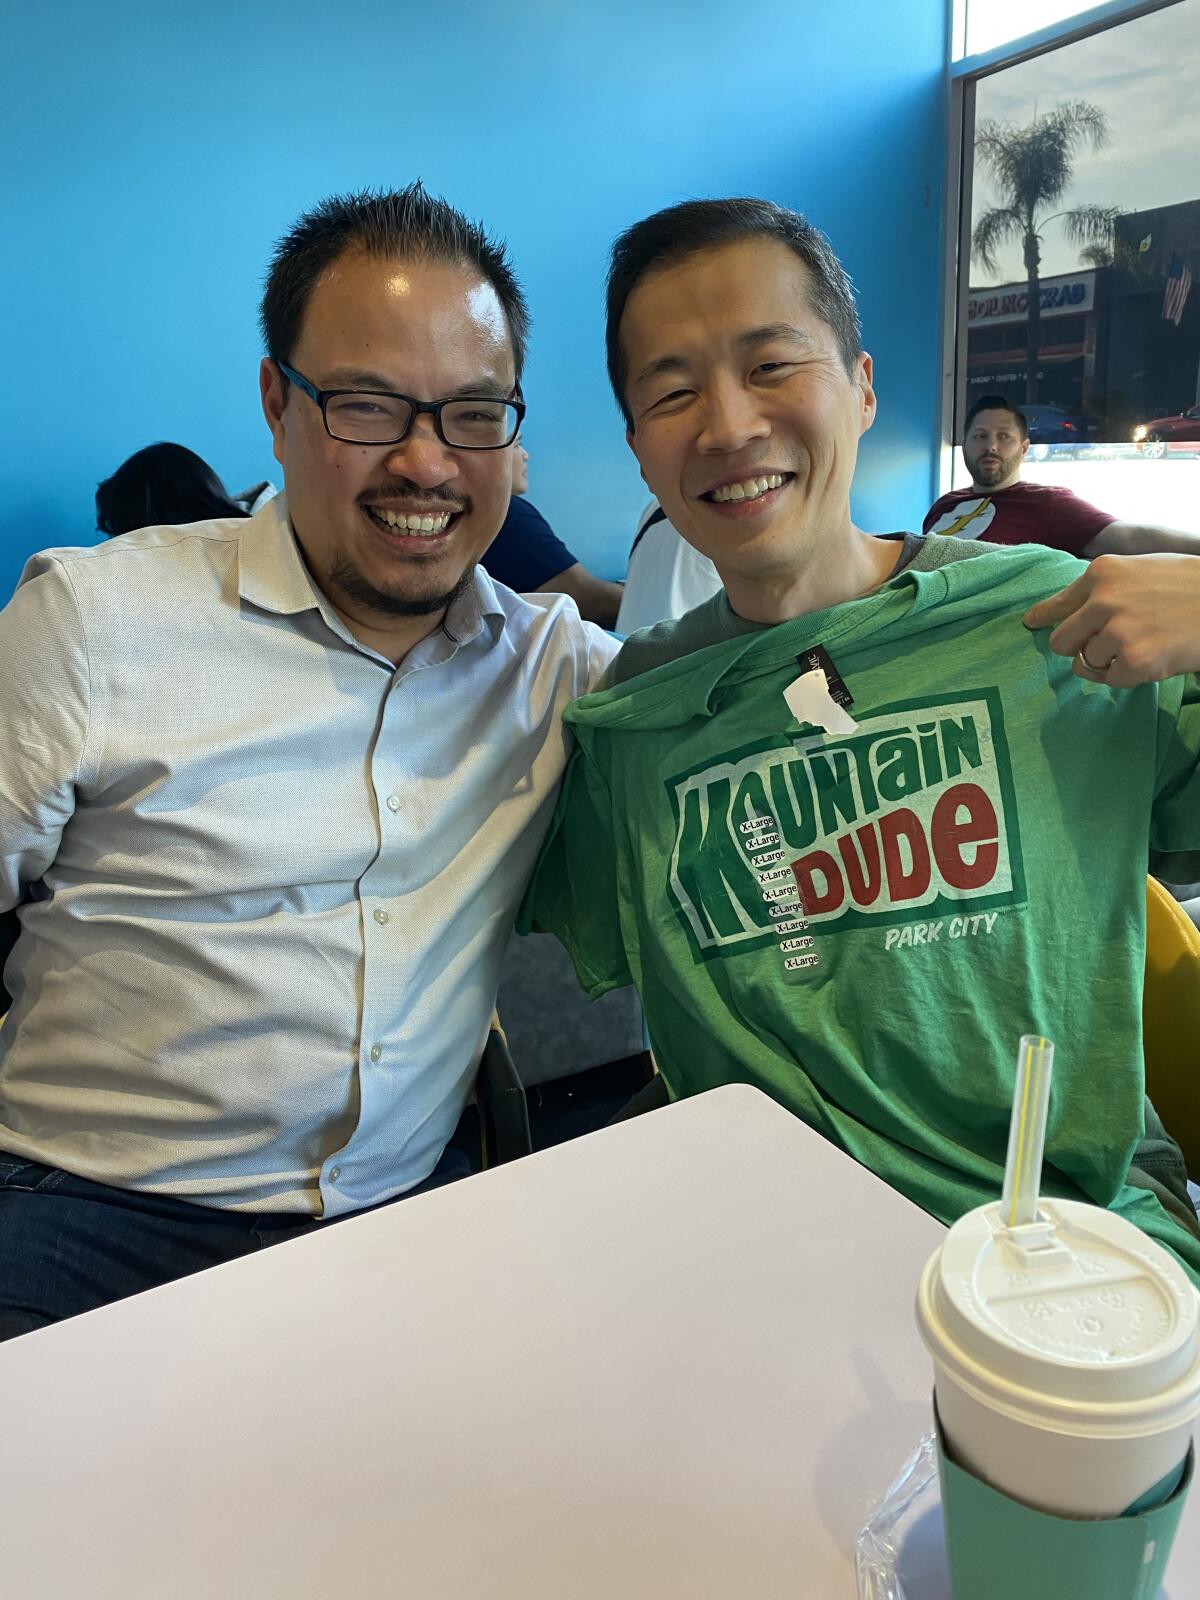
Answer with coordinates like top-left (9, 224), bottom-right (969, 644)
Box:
top-left (611, 531), bottom-right (983, 678)
top-left (521, 536), bottom-right (1200, 1282)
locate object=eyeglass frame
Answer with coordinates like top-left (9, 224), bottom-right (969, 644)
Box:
top-left (275, 361), bottom-right (526, 450)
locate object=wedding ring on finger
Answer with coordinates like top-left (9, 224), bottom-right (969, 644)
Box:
top-left (1076, 643), bottom-right (1118, 674)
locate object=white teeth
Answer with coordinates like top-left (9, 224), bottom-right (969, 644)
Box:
top-left (710, 473), bottom-right (784, 504)
top-left (372, 508), bottom-right (452, 534)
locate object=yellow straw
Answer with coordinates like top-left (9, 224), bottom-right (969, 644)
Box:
top-left (1009, 1039), bottom-right (1036, 1227)
top-left (1003, 1035), bottom-right (1055, 1229)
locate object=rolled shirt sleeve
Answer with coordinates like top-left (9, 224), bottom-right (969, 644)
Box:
top-left (0, 556), bottom-right (91, 912)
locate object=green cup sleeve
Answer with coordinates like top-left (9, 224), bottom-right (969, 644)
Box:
top-left (935, 1406), bottom-right (1193, 1600)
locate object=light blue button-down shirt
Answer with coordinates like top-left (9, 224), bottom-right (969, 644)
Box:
top-left (0, 496), bottom-right (616, 1215)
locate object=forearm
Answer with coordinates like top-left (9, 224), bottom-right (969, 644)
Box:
top-left (538, 564), bottom-right (624, 629)
top-left (1084, 521), bottom-right (1200, 558)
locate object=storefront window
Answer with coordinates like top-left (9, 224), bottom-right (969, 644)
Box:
top-left (951, 0), bottom-right (1200, 528)
top-left (958, 0), bottom-right (1105, 58)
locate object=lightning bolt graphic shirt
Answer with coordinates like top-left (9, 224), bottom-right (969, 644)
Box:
top-left (520, 537), bottom-right (1200, 1282)
top-left (922, 482), bottom-right (1113, 555)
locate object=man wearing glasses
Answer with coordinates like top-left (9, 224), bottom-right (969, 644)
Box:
top-left (0, 184), bottom-right (615, 1338)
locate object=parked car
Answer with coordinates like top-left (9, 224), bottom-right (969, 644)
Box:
top-left (1132, 405), bottom-right (1200, 459)
top-left (1023, 403), bottom-right (1104, 460)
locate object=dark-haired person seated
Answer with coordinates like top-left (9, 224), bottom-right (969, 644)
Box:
top-left (0, 184), bottom-right (615, 1341)
top-left (481, 439), bottom-right (623, 627)
top-left (521, 196), bottom-right (1200, 1283)
top-left (924, 393), bottom-right (1200, 557)
top-left (95, 441), bottom-right (275, 536)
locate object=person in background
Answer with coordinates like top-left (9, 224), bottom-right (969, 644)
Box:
top-left (480, 439), bottom-right (623, 627)
top-left (95, 441), bottom-right (275, 536)
top-left (924, 393), bottom-right (1200, 557)
top-left (522, 195), bottom-right (1200, 1285)
top-left (615, 496), bottom-right (721, 635)
top-left (0, 183), bottom-right (615, 1341)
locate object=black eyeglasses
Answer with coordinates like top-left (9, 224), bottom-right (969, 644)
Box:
top-left (277, 362), bottom-right (525, 450)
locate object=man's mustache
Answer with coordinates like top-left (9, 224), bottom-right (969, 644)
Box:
top-left (358, 483), bottom-right (470, 513)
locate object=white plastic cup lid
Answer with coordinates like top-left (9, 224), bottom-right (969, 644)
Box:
top-left (917, 1199), bottom-right (1200, 1424)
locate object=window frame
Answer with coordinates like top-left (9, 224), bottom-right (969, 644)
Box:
top-left (936, 0), bottom-right (1186, 497)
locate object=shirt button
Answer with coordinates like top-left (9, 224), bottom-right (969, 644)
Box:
top-left (386, 795), bottom-right (400, 813)
top-left (374, 908), bottom-right (389, 925)
top-left (370, 1045), bottom-right (382, 1062)
top-left (329, 1165), bottom-right (342, 1182)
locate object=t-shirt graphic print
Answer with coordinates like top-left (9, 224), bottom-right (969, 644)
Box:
top-left (666, 689), bottom-right (1024, 977)
top-left (925, 496), bottom-right (997, 539)
top-left (521, 541), bottom-right (1200, 1285)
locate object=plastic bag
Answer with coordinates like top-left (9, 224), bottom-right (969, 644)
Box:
top-left (855, 1432), bottom-right (950, 1600)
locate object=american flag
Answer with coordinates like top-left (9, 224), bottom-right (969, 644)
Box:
top-left (1162, 255), bottom-right (1193, 327)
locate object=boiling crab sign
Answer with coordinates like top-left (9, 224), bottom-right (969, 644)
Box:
top-left (966, 272), bottom-right (1095, 327)
top-left (665, 690), bottom-right (1025, 962)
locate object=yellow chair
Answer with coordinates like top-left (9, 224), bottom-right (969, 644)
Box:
top-left (1144, 877), bottom-right (1200, 1177)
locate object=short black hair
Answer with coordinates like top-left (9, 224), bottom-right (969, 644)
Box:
top-left (964, 393), bottom-right (1028, 440)
top-left (96, 442), bottom-right (248, 536)
top-left (259, 182), bottom-right (530, 380)
top-left (606, 197), bottom-right (862, 427)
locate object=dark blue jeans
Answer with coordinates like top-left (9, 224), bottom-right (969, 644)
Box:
top-left (0, 1140), bottom-right (474, 1342)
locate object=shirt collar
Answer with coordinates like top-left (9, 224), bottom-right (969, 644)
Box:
top-left (445, 564), bottom-right (507, 646)
top-left (237, 490), bottom-right (508, 645)
top-left (236, 492), bottom-right (327, 616)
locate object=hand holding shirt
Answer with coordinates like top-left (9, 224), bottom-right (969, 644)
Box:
top-left (522, 535), bottom-right (1200, 1285)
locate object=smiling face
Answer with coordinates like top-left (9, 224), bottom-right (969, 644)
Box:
top-left (260, 248), bottom-right (516, 626)
top-left (618, 238), bottom-right (875, 590)
top-left (962, 407), bottom-right (1028, 490)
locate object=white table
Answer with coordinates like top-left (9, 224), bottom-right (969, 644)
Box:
top-left (0, 1083), bottom-right (1195, 1598)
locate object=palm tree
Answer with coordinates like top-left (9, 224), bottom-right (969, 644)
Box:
top-left (972, 101), bottom-right (1119, 405)
top-left (1078, 232), bottom-right (1156, 288)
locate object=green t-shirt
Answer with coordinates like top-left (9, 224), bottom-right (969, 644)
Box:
top-left (521, 536), bottom-right (1200, 1282)
top-left (611, 531), bottom-right (987, 679)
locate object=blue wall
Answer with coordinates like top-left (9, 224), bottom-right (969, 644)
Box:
top-left (1, 0), bottom-right (947, 603)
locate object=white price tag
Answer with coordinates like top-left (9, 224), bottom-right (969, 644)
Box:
top-left (783, 668), bottom-right (858, 735)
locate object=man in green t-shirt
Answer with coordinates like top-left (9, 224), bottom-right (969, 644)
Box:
top-left (521, 196), bottom-right (1200, 1282)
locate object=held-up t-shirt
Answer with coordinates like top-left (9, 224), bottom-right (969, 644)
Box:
top-left (923, 482), bottom-right (1114, 556)
top-left (521, 535), bottom-right (1200, 1284)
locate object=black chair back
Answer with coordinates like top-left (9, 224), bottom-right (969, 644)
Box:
top-left (0, 906), bottom-right (19, 1014)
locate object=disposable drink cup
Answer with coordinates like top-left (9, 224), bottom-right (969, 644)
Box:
top-left (916, 1197), bottom-right (1200, 1519)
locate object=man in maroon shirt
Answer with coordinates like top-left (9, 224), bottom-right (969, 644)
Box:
top-left (924, 394), bottom-right (1199, 558)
